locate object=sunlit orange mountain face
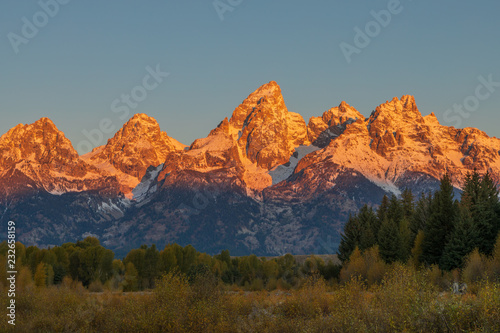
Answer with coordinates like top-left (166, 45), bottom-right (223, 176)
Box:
top-left (1, 81), bottom-right (500, 256)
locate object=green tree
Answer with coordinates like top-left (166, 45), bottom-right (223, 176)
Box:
top-left (78, 246), bottom-right (105, 286)
top-left (358, 205), bottom-right (378, 249)
top-left (476, 172), bottom-right (500, 254)
top-left (143, 244), bottom-right (159, 288)
top-left (123, 262), bottom-right (138, 292)
top-left (401, 188), bottom-right (415, 220)
top-left (159, 244), bottom-right (178, 273)
top-left (378, 218), bottom-right (403, 264)
top-left (377, 195), bottom-right (390, 223)
top-left (181, 245), bottom-right (198, 274)
top-left (338, 214), bottom-right (362, 263)
top-left (460, 171), bottom-right (500, 255)
top-left (387, 194), bottom-right (404, 224)
top-left (262, 259), bottom-right (279, 281)
top-left (216, 249), bottom-right (231, 267)
top-left (440, 207), bottom-right (479, 270)
top-left (99, 249), bottom-right (114, 283)
top-left (399, 217), bottom-right (413, 262)
top-left (411, 192), bottom-right (432, 237)
top-left (76, 236), bottom-right (101, 249)
top-left (124, 248), bottom-right (146, 289)
top-left (421, 173), bottom-right (457, 266)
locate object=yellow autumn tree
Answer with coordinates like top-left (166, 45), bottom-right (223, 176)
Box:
top-left (34, 262), bottom-right (47, 287)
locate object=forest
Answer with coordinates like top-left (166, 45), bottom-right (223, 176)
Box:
top-left (1, 170), bottom-right (500, 332)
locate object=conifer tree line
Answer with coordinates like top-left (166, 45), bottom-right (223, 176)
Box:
top-left (338, 171), bottom-right (500, 271)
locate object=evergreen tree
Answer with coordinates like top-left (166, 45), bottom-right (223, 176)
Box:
top-left (401, 188), bottom-right (415, 220)
top-left (358, 205), bottom-right (378, 249)
top-left (440, 206), bottom-right (479, 270)
top-left (338, 214), bottom-right (363, 263)
top-left (378, 218), bottom-right (402, 264)
top-left (387, 194), bottom-right (404, 224)
top-left (377, 195), bottom-right (390, 224)
top-left (461, 171), bottom-right (482, 207)
top-left (399, 217), bottom-right (413, 262)
top-left (411, 192), bottom-right (432, 237)
top-left (421, 173), bottom-right (457, 266)
top-left (477, 172), bottom-right (500, 254)
top-left (461, 170), bottom-right (500, 255)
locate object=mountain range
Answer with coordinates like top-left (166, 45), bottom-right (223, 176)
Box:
top-left (1, 81), bottom-right (500, 257)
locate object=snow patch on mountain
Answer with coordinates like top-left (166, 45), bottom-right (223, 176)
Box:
top-left (269, 145), bottom-right (320, 185)
top-left (132, 164), bottom-right (163, 201)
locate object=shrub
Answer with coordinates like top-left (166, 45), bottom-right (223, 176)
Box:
top-left (88, 280), bottom-right (104, 292)
top-left (463, 248), bottom-right (488, 284)
top-left (340, 246), bottom-right (387, 285)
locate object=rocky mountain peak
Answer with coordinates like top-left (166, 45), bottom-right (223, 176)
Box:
top-left (226, 81), bottom-right (308, 170)
top-left (0, 118), bottom-right (79, 168)
top-left (120, 113), bottom-right (164, 137)
top-left (400, 95), bottom-right (418, 112)
top-left (368, 95), bottom-right (425, 138)
top-left (83, 114), bottom-right (186, 191)
top-left (0, 118), bottom-right (123, 197)
top-left (307, 101), bottom-right (364, 146)
top-left (229, 81), bottom-right (286, 130)
top-left (424, 112), bottom-right (440, 126)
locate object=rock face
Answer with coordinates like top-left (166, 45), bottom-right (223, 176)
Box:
top-left (229, 81), bottom-right (309, 169)
top-left (158, 81), bottom-right (310, 193)
top-left (0, 118), bottom-right (120, 198)
top-left (83, 113), bottom-right (186, 196)
top-left (1, 83), bottom-right (500, 256)
top-left (307, 101), bottom-right (365, 147)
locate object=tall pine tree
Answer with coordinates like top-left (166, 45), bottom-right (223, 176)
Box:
top-left (411, 192), bottom-right (432, 237)
top-left (401, 188), bottom-right (415, 220)
top-left (378, 218), bottom-right (403, 264)
top-left (461, 171), bottom-right (500, 255)
top-left (399, 217), bottom-right (413, 263)
top-left (358, 205), bottom-right (378, 248)
top-left (440, 206), bottom-right (479, 270)
top-left (421, 173), bottom-right (457, 266)
top-left (338, 214), bottom-right (363, 263)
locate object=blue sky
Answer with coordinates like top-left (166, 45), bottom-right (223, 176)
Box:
top-left (1, 0), bottom-right (500, 154)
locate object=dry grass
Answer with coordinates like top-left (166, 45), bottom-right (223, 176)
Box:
top-left (1, 268), bottom-right (499, 332)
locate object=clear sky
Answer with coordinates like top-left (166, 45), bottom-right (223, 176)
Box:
top-left (1, 0), bottom-right (500, 154)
